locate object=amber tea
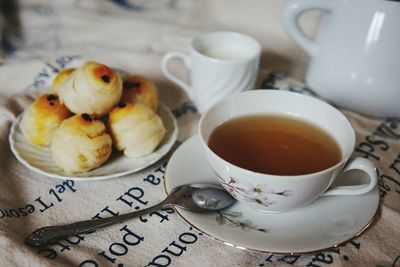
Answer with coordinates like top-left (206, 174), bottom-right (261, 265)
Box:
top-left (208, 114), bottom-right (342, 175)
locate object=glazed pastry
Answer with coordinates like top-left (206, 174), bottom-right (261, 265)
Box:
top-left (121, 75), bottom-right (158, 111)
top-left (20, 94), bottom-right (72, 146)
top-left (107, 102), bottom-right (166, 158)
top-left (50, 68), bottom-right (75, 94)
top-left (59, 61), bottom-right (122, 116)
top-left (51, 114), bottom-right (112, 174)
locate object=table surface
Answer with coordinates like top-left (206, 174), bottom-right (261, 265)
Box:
top-left (0, 1), bottom-right (399, 267)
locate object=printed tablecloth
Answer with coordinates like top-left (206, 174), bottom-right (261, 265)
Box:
top-left (0, 1), bottom-right (399, 266)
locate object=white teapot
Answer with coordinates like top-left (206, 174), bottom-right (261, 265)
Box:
top-left (283, 0), bottom-right (400, 117)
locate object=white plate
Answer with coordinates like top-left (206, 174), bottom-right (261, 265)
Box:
top-left (9, 104), bottom-right (178, 181)
top-left (164, 135), bottom-right (380, 254)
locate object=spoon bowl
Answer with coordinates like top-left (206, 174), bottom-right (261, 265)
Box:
top-left (171, 184), bottom-right (236, 212)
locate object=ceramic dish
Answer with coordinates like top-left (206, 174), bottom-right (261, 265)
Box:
top-left (9, 104), bottom-right (178, 181)
top-left (164, 135), bottom-right (380, 254)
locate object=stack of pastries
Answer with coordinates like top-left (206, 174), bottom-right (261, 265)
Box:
top-left (20, 61), bottom-right (166, 174)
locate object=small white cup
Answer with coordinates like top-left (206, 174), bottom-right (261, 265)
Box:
top-left (161, 31), bottom-right (261, 114)
top-left (199, 90), bottom-right (378, 213)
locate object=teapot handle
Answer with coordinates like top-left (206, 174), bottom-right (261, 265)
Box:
top-left (283, 0), bottom-right (337, 57)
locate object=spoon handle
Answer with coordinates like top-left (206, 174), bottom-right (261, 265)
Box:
top-left (25, 200), bottom-right (170, 247)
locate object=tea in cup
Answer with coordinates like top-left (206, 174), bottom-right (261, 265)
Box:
top-left (199, 90), bottom-right (378, 213)
top-left (161, 31), bottom-right (261, 114)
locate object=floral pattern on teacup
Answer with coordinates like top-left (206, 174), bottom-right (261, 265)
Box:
top-left (216, 211), bottom-right (268, 233)
top-left (218, 176), bottom-right (292, 207)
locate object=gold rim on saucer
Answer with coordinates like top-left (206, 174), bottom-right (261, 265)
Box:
top-left (163, 169), bottom-right (382, 255)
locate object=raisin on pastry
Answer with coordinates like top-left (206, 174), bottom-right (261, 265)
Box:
top-left (121, 75), bottom-right (158, 111)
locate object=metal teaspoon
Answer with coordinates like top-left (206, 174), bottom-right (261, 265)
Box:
top-left (25, 184), bottom-right (235, 247)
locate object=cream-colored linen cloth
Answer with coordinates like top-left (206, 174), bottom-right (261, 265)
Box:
top-left (0, 1), bottom-right (399, 266)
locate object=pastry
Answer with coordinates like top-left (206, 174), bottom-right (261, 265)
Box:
top-left (50, 68), bottom-right (75, 94)
top-left (20, 94), bottom-right (71, 146)
top-left (59, 61), bottom-right (122, 116)
top-left (107, 102), bottom-right (166, 158)
top-left (51, 114), bottom-right (112, 174)
top-left (121, 75), bottom-right (158, 111)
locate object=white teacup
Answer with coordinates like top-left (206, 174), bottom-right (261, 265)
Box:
top-left (161, 31), bottom-right (261, 114)
top-left (199, 90), bottom-right (378, 213)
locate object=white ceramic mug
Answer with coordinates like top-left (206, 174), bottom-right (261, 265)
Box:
top-left (161, 31), bottom-right (261, 114)
top-left (283, 0), bottom-right (400, 118)
top-left (199, 90), bottom-right (378, 213)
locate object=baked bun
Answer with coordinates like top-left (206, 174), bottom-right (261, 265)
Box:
top-left (50, 68), bottom-right (75, 94)
top-left (107, 103), bottom-right (166, 158)
top-left (20, 94), bottom-right (72, 146)
top-left (51, 114), bottom-right (112, 174)
top-left (60, 61), bottom-right (122, 116)
top-left (121, 75), bottom-right (158, 111)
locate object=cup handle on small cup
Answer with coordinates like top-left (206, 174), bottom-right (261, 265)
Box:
top-left (161, 52), bottom-right (193, 99)
top-left (282, 0), bottom-right (337, 57)
top-left (323, 157), bottom-right (378, 196)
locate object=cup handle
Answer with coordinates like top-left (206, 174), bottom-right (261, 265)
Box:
top-left (161, 52), bottom-right (192, 99)
top-left (282, 0), bottom-right (337, 57)
top-left (323, 158), bottom-right (378, 196)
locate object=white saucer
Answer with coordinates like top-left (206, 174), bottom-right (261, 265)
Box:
top-left (164, 135), bottom-right (380, 254)
top-left (9, 104), bottom-right (178, 181)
